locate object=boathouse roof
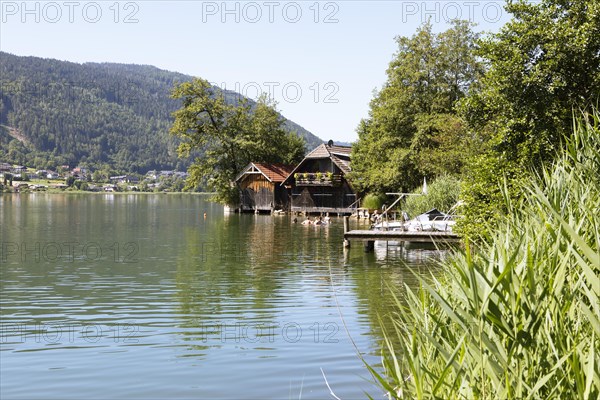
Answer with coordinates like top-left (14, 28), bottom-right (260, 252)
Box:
top-left (235, 163), bottom-right (295, 183)
top-left (305, 143), bottom-right (351, 158)
top-left (303, 143), bottom-right (351, 174)
top-left (281, 143), bottom-right (352, 185)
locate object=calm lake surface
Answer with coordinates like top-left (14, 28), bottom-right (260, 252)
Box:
top-left (1, 194), bottom-right (446, 399)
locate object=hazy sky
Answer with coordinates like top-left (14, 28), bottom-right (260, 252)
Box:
top-left (1, 1), bottom-right (511, 142)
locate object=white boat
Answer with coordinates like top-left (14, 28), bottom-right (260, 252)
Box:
top-left (372, 220), bottom-right (404, 231)
top-left (373, 208), bottom-right (456, 233)
top-left (404, 208), bottom-right (456, 232)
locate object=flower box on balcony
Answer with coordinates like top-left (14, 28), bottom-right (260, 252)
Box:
top-left (295, 173), bottom-right (342, 187)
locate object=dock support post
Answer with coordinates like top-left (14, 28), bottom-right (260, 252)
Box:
top-left (364, 240), bottom-right (375, 252)
top-left (343, 216), bottom-right (351, 248)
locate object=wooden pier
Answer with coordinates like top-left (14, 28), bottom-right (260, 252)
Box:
top-left (343, 216), bottom-right (461, 251)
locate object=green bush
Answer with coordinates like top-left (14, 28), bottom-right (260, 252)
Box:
top-left (369, 114), bottom-right (600, 399)
top-left (403, 175), bottom-right (461, 218)
top-left (454, 153), bottom-right (526, 241)
top-left (73, 180), bottom-right (89, 191)
top-left (362, 193), bottom-right (387, 210)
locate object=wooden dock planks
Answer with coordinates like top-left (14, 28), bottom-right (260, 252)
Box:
top-left (343, 229), bottom-right (461, 243)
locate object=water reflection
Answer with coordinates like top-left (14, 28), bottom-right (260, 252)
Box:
top-left (1, 194), bottom-right (449, 399)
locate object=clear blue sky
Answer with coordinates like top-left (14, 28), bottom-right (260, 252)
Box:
top-left (1, 1), bottom-right (510, 142)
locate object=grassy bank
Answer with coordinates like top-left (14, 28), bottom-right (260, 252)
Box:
top-left (369, 114), bottom-right (600, 399)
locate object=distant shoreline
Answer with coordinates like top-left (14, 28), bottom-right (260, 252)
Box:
top-left (1, 190), bottom-right (215, 195)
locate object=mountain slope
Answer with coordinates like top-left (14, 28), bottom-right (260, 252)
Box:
top-left (0, 52), bottom-right (322, 172)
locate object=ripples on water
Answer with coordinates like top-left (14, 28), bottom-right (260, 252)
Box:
top-left (1, 194), bottom-right (450, 399)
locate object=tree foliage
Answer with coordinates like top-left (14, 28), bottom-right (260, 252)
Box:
top-left (361, 193), bottom-right (388, 210)
top-left (458, 0), bottom-right (600, 238)
top-left (463, 0), bottom-right (600, 161)
top-left (350, 20), bottom-right (483, 194)
top-left (170, 78), bottom-right (305, 205)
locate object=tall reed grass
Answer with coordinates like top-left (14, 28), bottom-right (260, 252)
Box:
top-left (369, 114), bottom-right (600, 399)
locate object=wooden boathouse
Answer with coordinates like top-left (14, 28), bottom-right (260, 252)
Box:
top-left (281, 142), bottom-right (358, 215)
top-left (235, 163), bottom-right (294, 213)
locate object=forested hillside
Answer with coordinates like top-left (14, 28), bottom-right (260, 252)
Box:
top-left (0, 52), bottom-right (321, 173)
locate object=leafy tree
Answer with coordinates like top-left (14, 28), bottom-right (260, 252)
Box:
top-left (73, 180), bottom-right (89, 191)
top-left (463, 0), bottom-right (599, 162)
top-left (171, 177), bottom-right (185, 192)
top-left (350, 20), bottom-right (482, 194)
top-left (170, 78), bottom-right (306, 205)
top-left (458, 0), bottom-right (600, 238)
top-left (410, 113), bottom-right (476, 177)
top-left (3, 173), bottom-right (13, 186)
top-left (65, 176), bottom-right (76, 187)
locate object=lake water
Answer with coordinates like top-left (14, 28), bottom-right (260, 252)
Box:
top-left (1, 194), bottom-right (445, 399)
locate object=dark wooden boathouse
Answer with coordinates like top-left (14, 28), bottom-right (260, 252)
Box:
top-left (235, 163), bottom-right (294, 213)
top-left (281, 142), bottom-right (358, 215)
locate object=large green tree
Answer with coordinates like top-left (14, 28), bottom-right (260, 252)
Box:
top-left (170, 78), bottom-right (305, 204)
top-left (462, 0), bottom-right (600, 163)
top-left (458, 0), bottom-right (600, 238)
top-left (350, 20), bottom-right (483, 193)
